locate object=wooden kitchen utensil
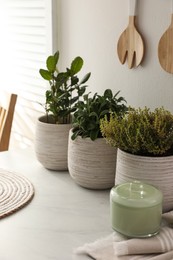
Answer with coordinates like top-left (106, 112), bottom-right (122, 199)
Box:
top-left (158, 0), bottom-right (173, 74)
top-left (117, 0), bottom-right (144, 69)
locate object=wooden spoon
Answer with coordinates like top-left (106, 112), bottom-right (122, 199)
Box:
top-left (158, 0), bottom-right (173, 74)
top-left (117, 0), bottom-right (144, 69)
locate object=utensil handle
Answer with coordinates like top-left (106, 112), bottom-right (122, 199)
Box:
top-left (172, 0), bottom-right (173, 14)
top-left (129, 0), bottom-right (137, 16)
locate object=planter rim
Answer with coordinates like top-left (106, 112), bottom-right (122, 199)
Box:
top-left (69, 129), bottom-right (104, 142)
top-left (118, 148), bottom-right (173, 160)
top-left (37, 115), bottom-right (71, 127)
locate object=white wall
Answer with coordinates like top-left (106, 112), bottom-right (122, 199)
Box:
top-left (57, 0), bottom-right (173, 112)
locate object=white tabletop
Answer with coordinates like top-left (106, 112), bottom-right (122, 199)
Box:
top-left (0, 148), bottom-right (112, 260)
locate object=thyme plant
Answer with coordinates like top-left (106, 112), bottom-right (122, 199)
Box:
top-left (100, 107), bottom-right (173, 156)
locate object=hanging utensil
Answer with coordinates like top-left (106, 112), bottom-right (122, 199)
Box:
top-left (117, 0), bottom-right (144, 69)
top-left (158, 0), bottom-right (173, 74)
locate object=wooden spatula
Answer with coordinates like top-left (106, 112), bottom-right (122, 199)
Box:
top-left (158, 0), bottom-right (173, 74)
top-left (117, 0), bottom-right (144, 69)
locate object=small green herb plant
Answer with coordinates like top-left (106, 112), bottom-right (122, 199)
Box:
top-left (39, 51), bottom-right (91, 124)
top-left (100, 107), bottom-right (173, 156)
top-left (71, 89), bottom-right (127, 141)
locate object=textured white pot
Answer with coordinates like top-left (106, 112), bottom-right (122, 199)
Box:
top-left (35, 115), bottom-right (71, 170)
top-left (115, 148), bottom-right (173, 212)
top-left (68, 130), bottom-right (117, 189)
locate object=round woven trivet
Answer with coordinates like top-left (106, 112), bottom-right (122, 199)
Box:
top-left (0, 168), bottom-right (34, 218)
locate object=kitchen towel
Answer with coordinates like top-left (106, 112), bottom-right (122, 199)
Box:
top-left (74, 211), bottom-right (173, 260)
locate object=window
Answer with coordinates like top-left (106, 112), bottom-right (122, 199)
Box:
top-left (0, 0), bottom-right (57, 148)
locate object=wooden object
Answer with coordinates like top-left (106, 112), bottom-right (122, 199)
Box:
top-left (0, 93), bottom-right (17, 151)
top-left (158, 1), bottom-right (173, 74)
top-left (117, 0), bottom-right (144, 69)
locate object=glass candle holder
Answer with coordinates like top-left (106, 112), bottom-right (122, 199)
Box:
top-left (110, 181), bottom-right (163, 238)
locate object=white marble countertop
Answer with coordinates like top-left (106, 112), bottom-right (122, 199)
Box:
top-left (0, 148), bottom-right (112, 260)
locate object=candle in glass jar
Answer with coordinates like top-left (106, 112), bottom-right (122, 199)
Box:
top-left (110, 181), bottom-right (163, 238)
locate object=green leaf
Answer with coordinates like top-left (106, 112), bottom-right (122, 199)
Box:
top-left (104, 89), bottom-right (113, 99)
top-left (55, 72), bottom-right (69, 87)
top-left (92, 92), bottom-right (98, 100)
top-left (79, 72), bottom-right (91, 84)
top-left (100, 110), bottom-right (110, 117)
top-left (71, 56), bottom-right (83, 75)
top-left (90, 130), bottom-right (99, 141)
top-left (89, 112), bottom-right (98, 119)
top-left (70, 96), bottom-right (79, 105)
top-left (117, 96), bottom-right (126, 103)
top-left (71, 130), bottom-right (81, 140)
top-left (77, 86), bottom-right (86, 96)
top-left (87, 122), bottom-right (96, 130)
top-left (69, 107), bottom-right (76, 113)
top-left (71, 132), bottom-right (76, 140)
top-left (83, 93), bottom-right (90, 101)
top-left (71, 76), bottom-right (79, 86)
top-left (114, 90), bottom-right (121, 98)
top-left (54, 51), bottom-right (59, 64)
top-left (46, 56), bottom-right (57, 72)
top-left (39, 69), bottom-right (52, 80)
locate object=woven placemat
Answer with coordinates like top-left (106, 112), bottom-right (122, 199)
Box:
top-left (0, 168), bottom-right (34, 219)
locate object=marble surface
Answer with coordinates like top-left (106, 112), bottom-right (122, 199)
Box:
top-left (0, 148), bottom-right (112, 260)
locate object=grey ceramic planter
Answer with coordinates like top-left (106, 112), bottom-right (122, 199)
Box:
top-left (115, 148), bottom-right (173, 212)
top-left (35, 115), bottom-right (71, 170)
top-left (68, 130), bottom-right (117, 189)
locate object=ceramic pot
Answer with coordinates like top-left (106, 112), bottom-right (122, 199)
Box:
top-left (35, 115), bottom-right (71, 170)
top-left (68, 130), bottom-right (117, 189)
top-left (115, 148), bottom-right (173, 212)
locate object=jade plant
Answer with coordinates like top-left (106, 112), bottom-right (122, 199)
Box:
top-left (39, 51), bottom-right (91, 124)
top-left (71, 89), bottom-right (127, 141)
top-left (100, 107), bottom-right (173, 156)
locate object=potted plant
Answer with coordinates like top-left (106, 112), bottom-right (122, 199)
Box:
top-left (68, 89), bottom-right (127, 189)
top-left (35, 50), bottom-right (91, 170)
top-left (100, 107), bottom-right (173, 211)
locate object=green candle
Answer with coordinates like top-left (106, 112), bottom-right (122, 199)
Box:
top-left (110, 181), bottom-right (163, 238)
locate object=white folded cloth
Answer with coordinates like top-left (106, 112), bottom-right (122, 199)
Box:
top-left (74, 211), bottom-right (173, 260)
